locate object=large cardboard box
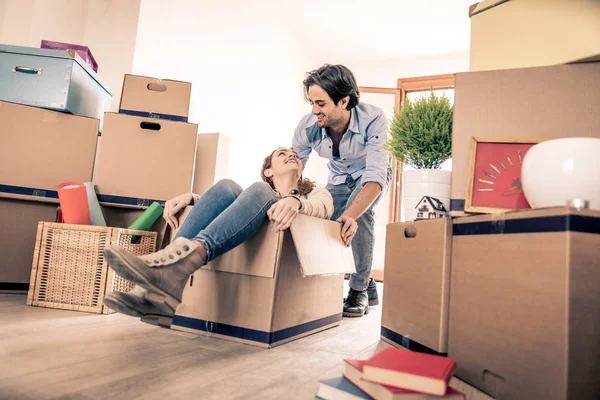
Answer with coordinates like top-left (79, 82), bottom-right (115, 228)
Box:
top-left (93, 113), bottom-right (198, 207)
top-left (450, 63), bottom-right (600, 215)
top-left (172, 214), bottom-right (355, 348)
top-left (0, 44), bottom-right (111, 121)
top-left (119, 74), bottom-right (191, 122)
top-left (0, 199), bottom-right (58, 290)
top-left (469, 0), bottom-right (600, 72)
top-left (193, 133), bottom-right (230, 196)
top-left (449, 207), bottom-right (600, 399)
top-left (381, 218), bottom-right (452, 356)
top-left (0, 101), bottom-right (100, 204)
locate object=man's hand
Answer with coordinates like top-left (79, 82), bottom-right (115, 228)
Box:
top-left (163, 193), bottom-right (193, 230)
top-left (267, 197), bottom-right (300, 232)
top-left (337, 215), bottom-right (358, 247)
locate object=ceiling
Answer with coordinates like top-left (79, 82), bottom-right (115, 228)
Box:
top-left (280, 0), bottom-right (475, 61)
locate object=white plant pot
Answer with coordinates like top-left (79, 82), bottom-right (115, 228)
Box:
top-left (522, 137), bottom-right (600, 210)
top-left (402, 169), bottom-right (451, 221)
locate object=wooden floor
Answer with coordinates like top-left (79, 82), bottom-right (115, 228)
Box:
top-left (0, 283), bottom-right (493, 400)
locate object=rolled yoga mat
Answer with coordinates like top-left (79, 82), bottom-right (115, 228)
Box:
top-left (57, 182), bottom-right (91, 225)
top-left (84, 182), bottom-right (106, 226)
top-left (128, 201), bottom-right (164, 243)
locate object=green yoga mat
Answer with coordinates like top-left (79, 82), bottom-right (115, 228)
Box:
top-left (129, 202), bottom-right (163, 243)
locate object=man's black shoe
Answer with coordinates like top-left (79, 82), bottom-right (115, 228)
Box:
top-left (344, 277), bottom-right (379, 306)
top-left (366, 277), bottom-right (379, 306)
top-left (343, 288), bottom-right (369, 317)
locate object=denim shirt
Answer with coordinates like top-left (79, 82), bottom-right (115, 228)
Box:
top-left (292, 102), bottom-right (391, 189)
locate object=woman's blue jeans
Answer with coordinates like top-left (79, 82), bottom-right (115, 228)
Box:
top-left (174, 179), bottom-right (278, 262)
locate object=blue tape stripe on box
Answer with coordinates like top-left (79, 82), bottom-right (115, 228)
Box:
top-left (0, 184), bottom-right (58, 199)
top-left (453, 214), bottom-right (600, 236)
top-left (173, 313), bottom-right (342, 345)
top-left (119, 109), bottom-right (188, 122)
top-left (381, 326), bottom-right (447, 357)
top-left (450, 199), bottom-right (465, 212)
top-left (96, 194), bottom-right (165, 208)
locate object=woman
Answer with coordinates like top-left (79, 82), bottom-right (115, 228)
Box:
top-left (104, 147), bottom-right (358, 321)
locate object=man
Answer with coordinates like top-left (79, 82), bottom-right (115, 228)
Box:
top-left (292, 64), bottom-right (391, 317)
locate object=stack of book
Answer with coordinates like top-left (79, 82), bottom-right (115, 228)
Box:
top-left (317, 347), bottom-right (464, 400)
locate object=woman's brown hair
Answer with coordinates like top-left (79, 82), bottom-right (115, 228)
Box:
top-left (260, 148), bottom-right (316, 196)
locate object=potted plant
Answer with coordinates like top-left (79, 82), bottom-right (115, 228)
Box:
top-left (386, 89), bottom-right (453, 221)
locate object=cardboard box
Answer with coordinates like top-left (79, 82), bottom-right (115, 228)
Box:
top-left (171, 214), bottom-right (355, 348)
top-left (450, 63), bottom-right (600, 215)
top-left (448, 207), bottom-right (600, 399)
top-left (0, 199), bottom-right (58, 290)
top-left (93, 113), bottom-right (198, 207)
top-left (0, 101), bottom-right (100, 204)
top-left (381, 218), bottom-right (452, 356)
top-left (469, 0), bottom-right (600, 72)
top-left (193, 133), bottom-right (230, 196)
top-left (119, 74), bottom-right (192, 122)
top-left (0, 44), bottom-right (111, 121)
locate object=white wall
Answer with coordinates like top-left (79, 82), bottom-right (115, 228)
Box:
top-left (133, 0), bottom-right (319, 190)
top-left (81, 1), bottom-right (141, 111)
top-left (0, 0), bottom-right (141, 111)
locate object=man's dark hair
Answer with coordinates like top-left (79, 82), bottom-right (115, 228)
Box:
top-left (303, 64), bottom-right (360, 110)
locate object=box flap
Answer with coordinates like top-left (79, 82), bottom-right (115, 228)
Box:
top-left (469, 0), bottom-right (510, 18)
top-left (204, 221), bottom-right (282, 279)
top-left (289, 214), bottom-right (355, 277)
top-left (0, 44), bottom-right (111, 95)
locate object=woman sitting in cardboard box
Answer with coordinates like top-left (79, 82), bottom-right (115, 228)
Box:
top-left (103, 147), bottom-right (358, 321)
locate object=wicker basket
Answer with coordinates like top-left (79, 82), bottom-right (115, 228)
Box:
top-left (27, 222), bottom-right (157, 314)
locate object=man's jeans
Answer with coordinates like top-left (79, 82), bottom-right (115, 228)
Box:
top-left (327, 174), bottom-right (388, 292)
top-left (175, 179), bottom-right (278, 262)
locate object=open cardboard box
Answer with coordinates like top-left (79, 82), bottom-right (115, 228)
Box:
top-left (170, 210), bottom-right (355, 348)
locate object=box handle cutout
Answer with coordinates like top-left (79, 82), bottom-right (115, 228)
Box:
top-left (404, 226), bottom-right (417, 238)
top-left (189, 275), bottom-right (194, 287)
top-left (140, 122), bottom-right (161, 131)
top-left (147, 83), bottom-right (167, 92)
top-left (482, 369), bottom-right (505, 397)
top-left (12, 65), bottom-right (43, 75)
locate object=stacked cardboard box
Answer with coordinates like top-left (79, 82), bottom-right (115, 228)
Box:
top-left (469, 0), bottom-right (600, 72)
top-left (93, 74), bottom-right (229, 208)
top-left (381, 218), bottom-right (452, 357)
top-left (383, 209), bottom-right (600, 399)
top-left (449, 63), bottom-right (600, 216)
top-left (449, 208), bottom-right (600, 399)
top-left (381, 4), bottom-right (600, 398)
top-left (0, 45), bottom-right (110, 290)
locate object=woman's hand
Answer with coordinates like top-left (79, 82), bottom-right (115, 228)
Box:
top-left (337, 215), bottom-right (358, 247)
top-left (267, 197), bottom-right (300, 232)
top-left (163, 193), bottom-right (193, 230)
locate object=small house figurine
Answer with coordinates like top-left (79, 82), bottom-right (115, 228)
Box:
top-left (415, 196), bottom-right (448, 220)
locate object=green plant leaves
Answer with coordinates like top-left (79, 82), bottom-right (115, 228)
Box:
top-left (385, 89), bottom-right (452, 169)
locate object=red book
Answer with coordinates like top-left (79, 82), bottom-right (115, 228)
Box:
top-left (344, 359), bottom-right (464, 400)
top-left (360, 348), bottom-right (457, 396)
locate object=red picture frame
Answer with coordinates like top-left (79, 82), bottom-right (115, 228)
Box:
top-left (465, 137), bottom-right (547, 213)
